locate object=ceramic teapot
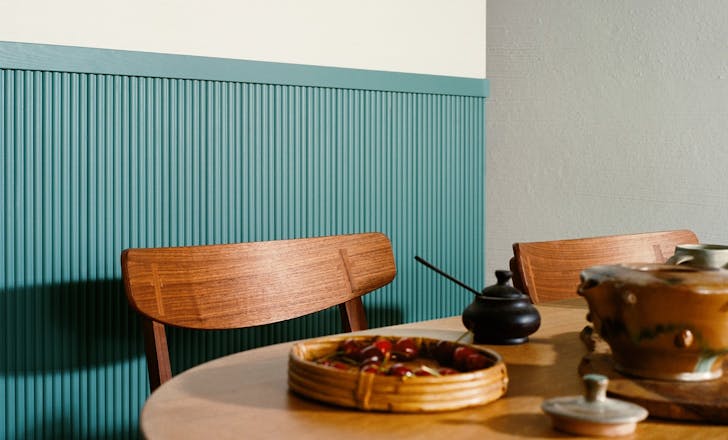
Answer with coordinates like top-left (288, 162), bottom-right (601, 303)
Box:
top-left (578, 263), bottom-right (728, 381)
top-left (415, 257), bottom-right (541, 344)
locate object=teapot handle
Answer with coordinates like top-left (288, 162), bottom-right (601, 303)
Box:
top-left (666, 254), bottom-right (694, 265)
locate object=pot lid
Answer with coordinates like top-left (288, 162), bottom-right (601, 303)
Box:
top-left (480, 270), bottom-right (527, 299)
top-left (542, 374), bottom-right (648, 437)
top-left (581, 263), bottom-right (728, 293)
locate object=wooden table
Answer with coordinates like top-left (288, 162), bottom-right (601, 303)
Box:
top-left (141, 299), bottom-right (728, 439)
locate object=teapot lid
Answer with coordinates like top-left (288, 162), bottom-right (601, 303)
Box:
top-left (481, 270), bottom-right (527, 298)
top-left (581, 263), bottom-right (728, 293)
top-left (542, 374), bottom-right (648, 436)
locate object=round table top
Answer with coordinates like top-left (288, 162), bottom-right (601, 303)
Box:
top-left (141, 299), bottom-right (726, 439)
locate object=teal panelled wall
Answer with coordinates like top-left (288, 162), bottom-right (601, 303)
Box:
top-left (1, 48), bottom-right (486, 439)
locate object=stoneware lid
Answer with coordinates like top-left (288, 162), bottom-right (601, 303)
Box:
top-left (542, 374), bottom-right (648, 437)
top-left (581, 263), bottom-right (728, 292)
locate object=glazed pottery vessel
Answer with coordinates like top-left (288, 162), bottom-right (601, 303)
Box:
top-left (579, 263), bottom-right (728, 381)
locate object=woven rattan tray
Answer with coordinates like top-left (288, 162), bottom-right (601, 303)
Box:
top-left (288, 335), bottom-right (508, 412)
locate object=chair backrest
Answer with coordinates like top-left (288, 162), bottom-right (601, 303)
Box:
top-left (510, 229), bottom-right (698, 303)
top-left (121, 232), bottom-right (396, 391)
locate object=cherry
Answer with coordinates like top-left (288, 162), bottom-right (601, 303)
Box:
top-left (321, 360), bottom-right (349, 370)
top-left (433, 340), bottom-right (456, 365)
top-left (360, 364), bottom-right (380, 374)
top-left (388, 363), bottom-right (414, 377)
top-left (414, 368), bottom-right (433, 376)
top-left (452, 346), bottom-right (477, 371)
top-left (373, 338), bottom-right (393, 356)
top-left (392, 337), bottom-right (418, 361)
top-left (360, 354), bottom-right (383, 367)
top-left (360, 344), bottom-right (384, 361)
top-left (437, 367), bottom-right (459, 375)
top-left (464, 353), bottom-right (491, 371)
top-left (339, 338), bottom-right (363, 361)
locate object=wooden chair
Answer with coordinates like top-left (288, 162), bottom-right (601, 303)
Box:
top-left (121, 232), bottom-right (396, 392)
top-left (509, 230), bottom-right (698, 303)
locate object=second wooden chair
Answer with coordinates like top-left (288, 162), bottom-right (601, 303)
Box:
top-left (510, 229), bottom-right (698, 303)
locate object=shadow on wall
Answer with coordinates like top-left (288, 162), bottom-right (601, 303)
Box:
top-left (2, 280), bottom-right (144, 439)
top-left (2, 280), bottom-right (140, 373)
top-left (18, 416), bottom-right (140, 440)
top-left (2, 281), bottom-right (404, 374)
top-left (2, 280), bottom-right (404, 438)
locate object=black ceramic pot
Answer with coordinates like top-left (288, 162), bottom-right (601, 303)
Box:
top-left (462, 270), bottom-right (541, 344)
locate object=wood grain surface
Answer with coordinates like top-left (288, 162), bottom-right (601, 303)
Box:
top-left (122, 232), bottom-right (396, 329)
top-left (140, 299), bottom-right (728, 439)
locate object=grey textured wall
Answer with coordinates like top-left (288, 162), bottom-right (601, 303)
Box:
top-left (485, 0), bottom-right (728, 283)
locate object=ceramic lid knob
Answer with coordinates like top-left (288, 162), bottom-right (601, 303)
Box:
top-left (584, 373), bottom-right (607, 402)
top-left (480, 270), bottom-right (526, 298)
top-left (541, 374), bottom-right (649, 437)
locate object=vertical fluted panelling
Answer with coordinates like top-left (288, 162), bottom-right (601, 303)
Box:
top-left (1, 68), bottom-right (484, 438)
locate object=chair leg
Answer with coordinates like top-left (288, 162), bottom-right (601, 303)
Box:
top-left (142, 317), bottom-right (172, 393)
top-left (338, 297), bottom-right (368, 332)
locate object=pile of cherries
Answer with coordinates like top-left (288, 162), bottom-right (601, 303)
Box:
top-left (317, 336), bottom-right (493, 377)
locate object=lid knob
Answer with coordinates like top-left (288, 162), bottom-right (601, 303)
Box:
top-left (583, 374), bottom-right (608, 403)
top-left (495, 270), bottom-right (513, 285)
top-left (481, 270), bottom-right (526, 298)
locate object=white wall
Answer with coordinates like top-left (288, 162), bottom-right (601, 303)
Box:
top-left (486, 1), bottom-right (728, 283)
top-left (1, 0), bottom-right (486, 78)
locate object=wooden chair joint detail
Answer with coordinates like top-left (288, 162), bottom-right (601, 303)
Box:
top-left (339, 248), bottom-right (356, 294)
top-left (151, 263), bottom-right (166, 317)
